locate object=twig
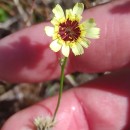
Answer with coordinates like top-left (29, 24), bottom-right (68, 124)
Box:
top-left (25, 0), bottom-right (36, 26)
top-left (13, 0), bottom-right (28, 23)
top-left (0, 17), bottom-right (19, 29)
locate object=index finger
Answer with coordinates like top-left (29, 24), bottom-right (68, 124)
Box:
top-left (0, 0), bottom-right (130, 82)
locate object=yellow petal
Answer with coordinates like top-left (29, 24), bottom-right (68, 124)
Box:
top-left (80, 30), bottom-right (87, 37)
top-left (80, 18), bottom-right (96, 30)
top-left (62, 44), bottom-right (70, 57)
top-left (50, 40), bottom-right (61, 52)
top-left (52, 4), bottom-right (65, 19)
top-left (73, 3), bottom-right (84, 15)
top-left (87, 27), bottom-right (100, 39)
top-left (66, 9), bottom-right (73, 19)
top-left (72, 44), bottom-right (84, 56)
top-left (80, 18), bottom-right (100, 39)
top-left (44, 26), bottom-right (54, 37)
top-left (51, 17), bottom-right (59, 25)
top-left (80, 39), bottom-right (90, 48)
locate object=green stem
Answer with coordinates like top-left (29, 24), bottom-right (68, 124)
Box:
top-left (52, 57), bottom-right (68, 121)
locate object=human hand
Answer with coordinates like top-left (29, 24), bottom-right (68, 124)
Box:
top-left (1, 0), bottom-right (130, 130)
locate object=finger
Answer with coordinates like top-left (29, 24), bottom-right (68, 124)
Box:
top-left (0, 0), bottom-right (130, 82)
top-left (2, 70), bottom-right (130, 130)
top-left (0, 22), bottom-right (73, 82)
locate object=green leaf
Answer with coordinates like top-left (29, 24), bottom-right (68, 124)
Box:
top-left (0, 8), bottom-right (8, 22)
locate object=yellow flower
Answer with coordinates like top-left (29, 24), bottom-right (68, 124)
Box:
top-left (45, 3), bottom-right (100, 57)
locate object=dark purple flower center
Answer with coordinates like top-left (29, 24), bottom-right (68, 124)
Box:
top-left (59, 19), bottom-right (81, 41)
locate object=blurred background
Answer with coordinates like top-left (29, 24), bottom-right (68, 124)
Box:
top-left (0, 0), bottom-right (111, 128)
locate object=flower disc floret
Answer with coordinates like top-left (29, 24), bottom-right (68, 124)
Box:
top-left (45, 3), bottom-right (100, 57)
top-left (59, 19), bottom-right (81, 42)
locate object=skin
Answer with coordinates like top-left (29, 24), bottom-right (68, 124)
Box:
top-left (1, 0), bottom-right (130, 129)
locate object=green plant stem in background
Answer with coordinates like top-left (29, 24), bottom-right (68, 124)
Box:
top-left (52, 57), bottom-right (68, 122)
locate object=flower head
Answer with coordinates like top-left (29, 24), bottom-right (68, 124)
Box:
top-left (34, 116), bottom-right (56, 130)
top-left (45, 3), bottom-right (100, 57)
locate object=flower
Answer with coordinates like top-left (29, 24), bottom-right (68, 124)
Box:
top-left (45, 3), bottom-right (100, 57)
top-left (34, 116), bottom-right (56, 130)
